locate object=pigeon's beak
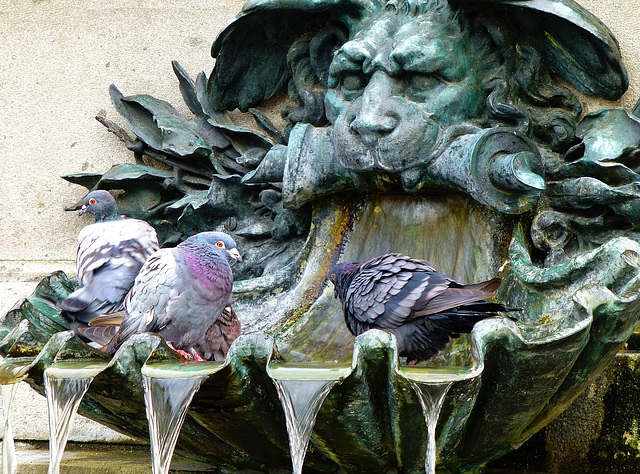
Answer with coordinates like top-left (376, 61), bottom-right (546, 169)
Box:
top-left (329, 279), bottom-right (338, 298)
top-left (229, 248), bottom-right (243, 262)
top-left (78, 205), bottom-right (87, 216)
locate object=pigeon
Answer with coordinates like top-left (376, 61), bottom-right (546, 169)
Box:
top-left (79, 305), bottom-right (241, 361)
top-left (329, 253), bottom-right (517, 364)
top-left (102, 231), bottom-right (242, 359)
top-left (60, 190), bottom-right (159, 334)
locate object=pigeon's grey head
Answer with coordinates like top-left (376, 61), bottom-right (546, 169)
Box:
top-left (329, 262), bottom-right (361, 299)
top-left (79, 190), bottom-right (119, 222)
top-left (185, 231), bottom-right (243, 262)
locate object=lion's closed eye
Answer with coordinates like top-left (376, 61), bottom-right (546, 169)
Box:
top-left (406, 73), bottom-right (443, 100)
top-left (339, 72), bottom-right (368, 99)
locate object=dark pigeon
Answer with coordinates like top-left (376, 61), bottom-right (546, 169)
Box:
top-left (60, 190), bottom-right (159, 334)
top-left (329, 253), bottom-right (517, 364)
top-left (102, 231), bottom-right (242, 359)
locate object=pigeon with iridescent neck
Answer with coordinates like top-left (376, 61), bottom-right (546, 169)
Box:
top-left (80, 304), bottom-right (240, 361)
top-left (60, 190), bottom-right (159, 334)
top-left (330, 253), bottom-right (517, 364)
top-left (103, 231), bottom-right (242, 360)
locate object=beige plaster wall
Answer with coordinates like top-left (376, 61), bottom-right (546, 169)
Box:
top-left (576, 0), bottom-right (640, 113)
top-left (0, 0), bottom-right (245, 263)
top-left (0, 0), bottom-right (638, 444)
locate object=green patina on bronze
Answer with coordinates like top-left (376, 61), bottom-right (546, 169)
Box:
top-left (3, 0), bottom-right (640, 472)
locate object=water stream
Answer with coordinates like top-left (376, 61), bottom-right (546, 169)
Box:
top-left (141, 361), bottom-right (225, 474)
top-left (1, 383), bottom-right (18, 474)
top-left (399, 366), bottom-right (478, 474)
top-left (268, 362), bottom-right (352, 474)
top-left (411, 381), bottom-right (452, 474)
top-left (44, 360), bottom-right (110, 474)
top-left (0, 355), bottom-right (37, 474)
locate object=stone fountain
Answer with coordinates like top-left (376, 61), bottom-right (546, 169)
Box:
top-left (3, 0), bottom-right (640, 472)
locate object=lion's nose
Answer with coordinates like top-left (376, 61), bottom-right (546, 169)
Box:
top-left (350, 72), bottom-right (398, 143)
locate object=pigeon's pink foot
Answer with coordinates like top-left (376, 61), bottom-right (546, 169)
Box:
top-left (167, 342), bottom-right (193, 360)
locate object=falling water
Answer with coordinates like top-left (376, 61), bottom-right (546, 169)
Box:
top-left (0, 355), bottom-right (37, 474)
top-left (400, 366), bottom-right (476, 474)
top-left (410, 381), bottom-right (452, 474)
top-left (44, 361), bottom-right (109, 474)
top-left (1, 384), bottom-right (18, 474)
top-left (268, 362), bottom-right (352, 474)
top-left (142, 361), bottom-right (224, 474)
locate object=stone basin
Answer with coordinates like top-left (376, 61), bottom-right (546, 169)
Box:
top-left (2, 194), bottom-right (640, 472)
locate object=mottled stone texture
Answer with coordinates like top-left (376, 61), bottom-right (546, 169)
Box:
top-left (489, 349), bottom-right (640, 472)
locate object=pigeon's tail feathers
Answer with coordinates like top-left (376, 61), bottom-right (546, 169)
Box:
top-left (75, 311), bottom-right (125, 348)
top-left (88, 312), bottom-right (126, 326)
top-left (59, 288), bottom-right (125, 328)
top-left (427, 302), bottom-right (516, 334)
top-left (396, 303), bottom-right (516, 362)
top-left (103, 307), bottom-right (158, 356)
top-left (59, 260), bottom-right (135, 327)
top-left (416, 278), bottom-right (503, 317)
top-left (59, 291), bottom-right (91, 314)
top-left (104, 337), bottom-right (119, 355)
top-left (428, 310), bottom-right (491, 334)
top-left (77, 325), bottom-right (119, 347)
top-left (460, 302), bottom-right (522, 324)
top-left (462, 278), bottom-right (502, 296)
top-left (459, 301), bottom-right (520, 313)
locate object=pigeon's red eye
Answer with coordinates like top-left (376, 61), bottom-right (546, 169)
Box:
top-left (216, 241), bottom-right (225, 248)
top-left (331, 274), bottom-right (335, 280)
top-left (89, 198), bottom-right (96, 205)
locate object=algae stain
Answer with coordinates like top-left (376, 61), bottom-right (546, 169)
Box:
top-left (622, 419), bottom-right (640, 451)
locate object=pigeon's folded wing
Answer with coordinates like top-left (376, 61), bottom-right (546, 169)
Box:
top-left (346, 254), bottom-right (444, 329)
top-left (76, 219), bottom-right (159, 283)
top-left (105, 250), bottom-right (178, 353)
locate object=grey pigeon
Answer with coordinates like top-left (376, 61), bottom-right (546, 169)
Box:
top-left (103, 231), bottom-right (242, 359)
top-left (79, 305), bottom-right (240, 361)
top-left (60, 190), bottom-right (159, 334)
top-left (329, 253), bottom-right (517, 364)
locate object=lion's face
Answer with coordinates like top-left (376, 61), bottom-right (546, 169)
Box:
top-left (325, 11), bottom-right (486, 174)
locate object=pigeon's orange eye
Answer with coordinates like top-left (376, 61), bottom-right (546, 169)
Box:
top-left (216, 241), bottom-right (225, 248)
top-left (89, 198), bottom-right (96, 205)
top-left (331, 274), bottom-right (335, 280)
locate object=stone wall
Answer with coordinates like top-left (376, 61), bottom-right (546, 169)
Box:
top-left (1, 0), bottom-right (639, 450)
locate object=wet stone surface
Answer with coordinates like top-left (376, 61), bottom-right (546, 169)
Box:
top-left (488, 351), bottom-right (640, 473)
